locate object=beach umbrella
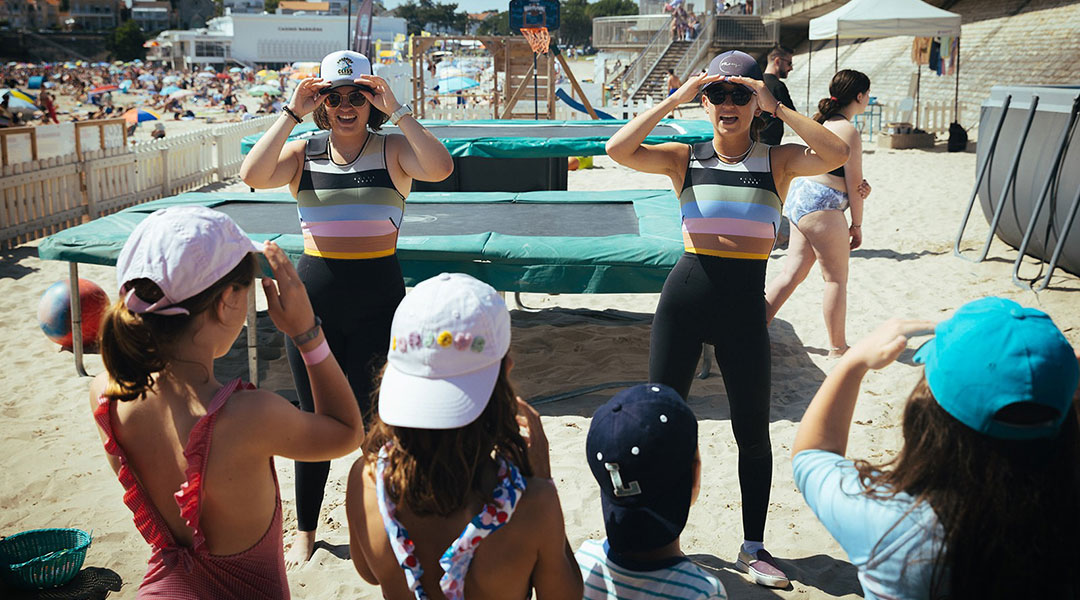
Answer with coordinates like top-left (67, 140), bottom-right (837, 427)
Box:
top-left (159, 85), bottom-right (182, 96)
top-left (435, 76), bottom-right (480, 95)
top-left (2, 89), bottom-right (36, 103)
top-left (248, 85), bottom-right (282, 96)
top-left (137, 73), bottom-right (156, 82)
top-left (168, 89), bottom-right (195, 100)
top-left (122, 107), bottom-right (160, 124)
top-left (88, 84), bottom-right (119, 95)
top-left (162, 75), bottom-right (180, 84)
top-left (119, 79), bottom-right (133, 90)
top-left (216, 72), bottom-right (231, 80)
top-left (1, 92), bottom-right (39, 115)
top-left (196, 71), bottom-right (214, 79)
top-left (229, 67), bottom-right (243, 73)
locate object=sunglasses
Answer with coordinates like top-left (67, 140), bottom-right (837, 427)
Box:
top-left (324, 90), bottom-right (367, 108)
top-left (705, 86), bottom-right (753, 106)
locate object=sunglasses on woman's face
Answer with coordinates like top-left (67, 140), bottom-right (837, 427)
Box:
top-left (705, 86), bottom-right (753, 106)
top-left (324, 90), bottom-right (367, 108)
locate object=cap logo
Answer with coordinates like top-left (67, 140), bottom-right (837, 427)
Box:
top-left (718, 60), bottom-right (740, 73)
top-left (337, 56), bottom-right (353, 75)
top-left (604, 462), bottom-right (641, 497)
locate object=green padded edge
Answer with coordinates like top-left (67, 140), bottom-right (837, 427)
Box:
top-left (38, 190), bottom-right (684, 293)
top-left (239, 119), bottom-right (714, 158)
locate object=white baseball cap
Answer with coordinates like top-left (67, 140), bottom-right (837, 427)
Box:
top-left (318, 50), bottom-right (373, 93)
top-left (116, 206), bottom-right (263, 315)
top-left (380, 273), bottom-right (511, 430)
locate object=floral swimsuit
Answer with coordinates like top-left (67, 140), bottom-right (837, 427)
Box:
top-left (375, 445), bottom-right (527, 600)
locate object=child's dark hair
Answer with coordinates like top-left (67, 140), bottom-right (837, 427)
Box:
top-left (854, 376), bottom-right (1080, 599)
top-left (98, 254), bottom-right (257, 402)
top-left (363, 356), bottom-right (532, 517)
top-left (812, 69), bottom-right (870, 124)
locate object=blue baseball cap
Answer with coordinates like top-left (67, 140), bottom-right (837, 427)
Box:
top-left (913, 297), bottom-right (1079, 440)
top-left (704, 50), bottom-right (763, 93)
top-left (586, 384), bottom-right (697, 552)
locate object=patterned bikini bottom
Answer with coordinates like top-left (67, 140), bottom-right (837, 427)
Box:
top-left (784, 178), bottom-right (850, 226)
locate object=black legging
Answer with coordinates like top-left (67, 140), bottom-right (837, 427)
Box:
top-left (286, 253), bottom-right (405, 532)
top-left (649, 252), bottom-right (772, 542)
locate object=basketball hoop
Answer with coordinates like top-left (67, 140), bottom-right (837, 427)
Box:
top-left (521, 27), bottom-right (550, 54)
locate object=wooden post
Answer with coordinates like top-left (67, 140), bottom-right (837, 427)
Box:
top-left (501, 61), bottom-right (536, 119)
top-left (555, 52), bottom-right (598, 119)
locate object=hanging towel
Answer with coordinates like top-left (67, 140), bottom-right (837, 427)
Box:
top-left (928, 38), bottom-right (942, 75)
top-left (911, 37), bottom-right (932, 65)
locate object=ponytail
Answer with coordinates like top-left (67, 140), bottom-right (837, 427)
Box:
top-left (99, 254), bottom-right (258, 402)
top-left (811, 69), bottom-right (871, 124)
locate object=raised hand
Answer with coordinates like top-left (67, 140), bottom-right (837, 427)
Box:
top-left (352, 74), bottom-right (400, 116)
top-left (723, 75), bottom-right (780, 114)
top-left (671, 71), bottom-right (723, 106)
top-left (261, 241), bottom-right (317, 339)
top-left (845, 318), bottom-right (936, 371)
top-left (515, 396), bottom-right (551, 479)
top-left (287, 77), bottom-right (329, 117)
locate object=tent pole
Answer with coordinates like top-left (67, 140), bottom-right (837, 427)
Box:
top-left (834, 34), bottom-right (838, 72)
top-left (954, 37), bottom-right (961, 123)
top-left (807, 43), bottom-right (811, 110)
top-left (916, 67), bottom-right (921, 130)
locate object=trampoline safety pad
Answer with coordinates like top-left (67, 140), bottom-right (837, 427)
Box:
top-left (39, 190), bottom-right (685, 294)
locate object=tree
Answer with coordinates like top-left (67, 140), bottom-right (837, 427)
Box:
top-left (394, 0), bottom-right (469, 35)
top-left (476, 10), bottom-right (509, 36)
top-left (559, 0), bottom-right (590, 46)
top-left (264, 0), bottom-right (280, 12)
top-left (108, 19), bottom-right (146, 62)
top-left (587, 0), bottom-right (637, 18)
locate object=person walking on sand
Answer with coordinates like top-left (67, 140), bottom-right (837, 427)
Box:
top-left (793, 297), bottom-right (1080, 599)
top-left (765, 69), bottom-right (872, 357)
top-left (345, 273), bottom-right (583, 599)
top-left (605, 50), bottom-right (849, 589)
top-left (759, 46), bottom-right (795, 146)
top-left (92, 206), bottom-right (364, 599)
top-left (240, 50), bottom-right (453, 567)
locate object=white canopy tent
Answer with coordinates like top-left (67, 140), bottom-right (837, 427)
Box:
top-left (807, 0), bottom-right (962, 127)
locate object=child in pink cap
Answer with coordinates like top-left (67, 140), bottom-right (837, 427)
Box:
top-left (92, 206), bottom-right (364, 599)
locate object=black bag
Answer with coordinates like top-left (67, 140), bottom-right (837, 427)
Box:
top-left (948, 121), bottom-right (968, 152)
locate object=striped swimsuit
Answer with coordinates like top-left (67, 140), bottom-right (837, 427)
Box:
top-left (287, 132), bottom-right (407, 533)
top-left (649, 140), bottom-right (779, 544)
top-left (297, 133), bottom-right (405, 259)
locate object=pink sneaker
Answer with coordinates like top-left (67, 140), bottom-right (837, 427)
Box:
top-left (736, 548), bottom-right (789, 588)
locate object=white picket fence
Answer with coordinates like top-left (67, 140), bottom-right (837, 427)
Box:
top-left (424, 98), bottom-right (659, 121)
top-left (878, 99), bottom-right (975, 135)
top-left (0, 115), bottom-right (277, 248)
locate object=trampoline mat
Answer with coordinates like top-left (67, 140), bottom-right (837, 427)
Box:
top-left (412, 122), bottom-right (692, 139)
top-left (214, 201), bottom-right (640, 237)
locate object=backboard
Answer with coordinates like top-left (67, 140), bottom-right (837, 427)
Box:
top-left (509, 0), bottom-right (560, 33)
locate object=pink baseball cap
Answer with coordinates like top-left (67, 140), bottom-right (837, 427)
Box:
top-left (116, 206), bottom-right (264, 316)
top-left (380, 273), bottom-right (511, 429)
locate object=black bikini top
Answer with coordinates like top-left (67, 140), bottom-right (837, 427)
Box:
top-left (828, 115), bottom-right (849, 178)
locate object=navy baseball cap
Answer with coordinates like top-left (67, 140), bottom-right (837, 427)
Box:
top-left (704, 50), bottom-right (763, 93)
top-left (914, 297), bottom-right (1079, 440)
top-left (587, 384), bottom-right (698, 552)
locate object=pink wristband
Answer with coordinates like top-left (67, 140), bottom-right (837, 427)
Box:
top-left (301, 339), bottom-right (331, 366)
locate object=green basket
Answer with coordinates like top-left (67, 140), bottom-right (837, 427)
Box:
top-left (0, 528), bottom-right (92, 590)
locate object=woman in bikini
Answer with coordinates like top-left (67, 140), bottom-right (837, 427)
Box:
top-left (345, 273), bottom-right (583, 599)
top-left (765, 69), bottom-right (872, 356)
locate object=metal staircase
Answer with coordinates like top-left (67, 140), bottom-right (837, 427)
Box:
top-left (632, 41), bottom-right (691, 102)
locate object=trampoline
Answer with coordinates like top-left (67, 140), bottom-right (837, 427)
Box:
top-left (38, 189), bottom-right (685, 380)
top-left (239, 119), bottom-right (715, 192)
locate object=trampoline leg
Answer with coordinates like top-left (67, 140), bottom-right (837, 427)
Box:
top-left (1032, 182), bottom-right (1080, 292)
top-left (513, 291), bottom-right (543, 313)
top-left (962, 96), bottom-right (1038, 264)
top-left (955, 95), bottom-right (1011, 258)
top-left (1012, 94), bottom-right (1080, 289)
top-left (70, 262), bottom-right (89, 377)
top-left (697, 344), bottom-right (711, 379)
top-left (247, 285), bottom-right (258, 387)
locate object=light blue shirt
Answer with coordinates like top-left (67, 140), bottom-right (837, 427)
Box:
top-left (793, 449), bottom-right (946, 600)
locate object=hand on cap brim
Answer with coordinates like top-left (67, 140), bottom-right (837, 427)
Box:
top-left (846, 318), bottom-right (937, 371)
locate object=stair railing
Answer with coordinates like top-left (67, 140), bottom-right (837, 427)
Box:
top-left (618, 17), bottom-right (675, 101)
top-left (672, 14), bottom-right (716, 83)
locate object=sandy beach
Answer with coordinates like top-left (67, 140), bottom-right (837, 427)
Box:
top-left (2, 116), bottom-right (1078, 599)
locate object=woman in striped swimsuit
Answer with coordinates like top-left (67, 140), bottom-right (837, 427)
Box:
top-left (240, 50), bottom-right (454, 566)
top-left (606, 51), bottom-right (849, 590)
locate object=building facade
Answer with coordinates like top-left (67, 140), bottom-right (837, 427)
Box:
top-left (131, 0), bottom-right (171, 32)
top-left (148, 12), bottom-right (407, 69)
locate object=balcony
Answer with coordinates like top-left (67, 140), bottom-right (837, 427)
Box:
top-left (594, 14), bottom-right (778, 52)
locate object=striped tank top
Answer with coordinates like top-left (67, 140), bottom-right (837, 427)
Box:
top-left (679, 141), bottom-right (782, 260)
top-left (297, 133), bottom-right (405, 259)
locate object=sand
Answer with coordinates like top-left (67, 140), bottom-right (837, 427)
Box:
top-left (2, 115), bottom-right (1078, 599)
